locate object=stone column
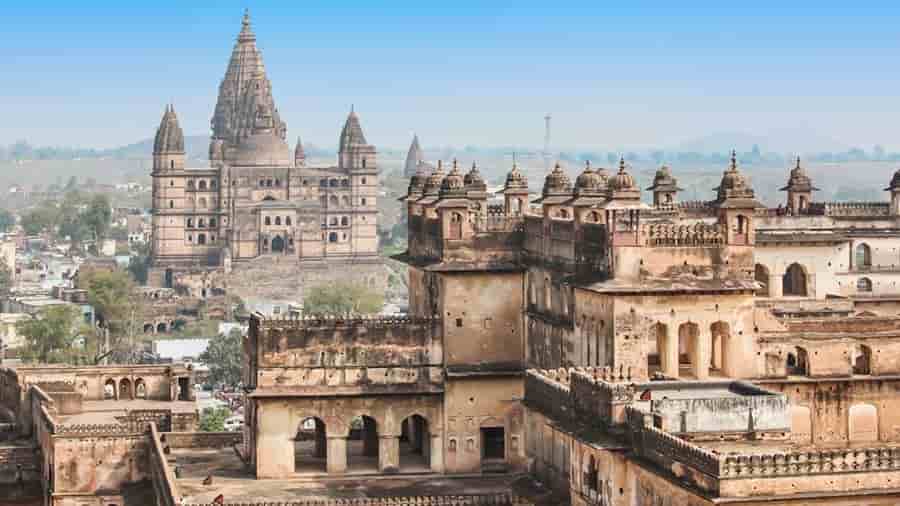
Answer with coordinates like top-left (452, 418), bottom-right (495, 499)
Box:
top-left (769, 274), bottom-right (783, 298)
top-left (429, 433), bottom-right (444, 472)
top-left (693, 328), bottom-right (710, 380)
top-left (378, 435), bottom-right (399, 473)
top-left (662, 324), bottom-right (679, 379)
top-left (326, 436), bottom-right (347, 474)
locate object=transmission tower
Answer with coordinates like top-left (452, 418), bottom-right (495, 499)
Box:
top-left (543, 114), bottom-right (552, 174)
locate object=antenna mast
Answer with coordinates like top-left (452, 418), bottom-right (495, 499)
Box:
top-left (543, 114), bottom-right (552, 175)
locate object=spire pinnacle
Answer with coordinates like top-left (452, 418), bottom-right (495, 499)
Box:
top-left (796, 155), bottom-right (802, 169)
top-left (619, 156), bottom-right (626, 172)
top-left (730, 149), bottom-right (738, 170)
top-left (238, 8), bottom-right (255, 42)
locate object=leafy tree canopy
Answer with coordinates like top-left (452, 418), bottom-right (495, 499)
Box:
top-left (303, 280), bottom-right (383, 317)
top-left (77, 268), bottom-right (140, 337)
top-left (17, 305), bottom-right (83, 363)
top-left (199, 406), bottom-right (231, 432)
top-left (200, 329), bottom-right (242, 389)
top-left (0, 209), bottom-right (14, 232)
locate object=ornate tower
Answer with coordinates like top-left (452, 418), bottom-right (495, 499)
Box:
top-left (714, 150), bottom-right (763, 246)
top-left (294, 136), bottom-right (305, 167)
top-left (210, 10), bottom-right (286, 163)
top-left (150, 105), bottom-right (187, 286)
top-left (338, 108), bottom-right (376, 171)
top-left (646, 165), bottom-right (682, 206)
top-left (337, 108), bottom-right (379, 257)
top-left (780, 157), bottom-right (818, 214)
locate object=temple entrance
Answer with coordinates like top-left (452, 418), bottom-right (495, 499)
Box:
top-left (399, 414), bottom-right (430, 472)
top-left (119, 378), bottom-right (132, 400)
top-left (294, 417), bottom-right (327, 474)
top-left (347, 415), bottom-right (379, 472)
top-left (271, 236), bottom-right (285, 253)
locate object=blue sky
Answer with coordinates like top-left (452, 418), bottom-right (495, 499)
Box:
top-left (4, 1), bottom-right (900, 151)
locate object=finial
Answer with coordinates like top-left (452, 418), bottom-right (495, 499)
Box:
top-left (471, 161), bottom-right (477, 171)
top-left (437, 160), bottom-right (442, 171)
top-left (795, 155), bottom-right (801, 169)
top-left (619, 156), bottom-right (626, 172)
top-left (452, 158), bottom-right (458, 170)
top-left (585, 159), bottom-right (592, 170)
top-left (351, 104), bottom-right (354, 114)
top-left (730, 149), bottom-right (738, 170)
top-left (242, 8), bottom-right (250, 26)
top-left (554, 161), bottom-right (561, 171)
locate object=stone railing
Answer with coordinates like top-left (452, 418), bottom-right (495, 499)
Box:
top-left (524, 369), bottom-right (572, 424)
top-left (474, 214), bottom-right (523, 233)
top-left (808, 201), bottom-right (890, 217)
top-left (639, 425), bottom-right (721, 478)
top-left (182, 494), bottom-right (531, 506)
top-left (150, 423), bottom-right (180, 506)
top-left (720, 446), bottom-right (900, 478)
top-left (256, 314), bottom-right (440, 328)
top-left (524, 367), bottom-right (636, 429)
top-left (642, 222), bottom-right (724, 247)
top-left (54, 421), bottom-right (145, 436)
top-left (160, 431), bottom-right (242, 449)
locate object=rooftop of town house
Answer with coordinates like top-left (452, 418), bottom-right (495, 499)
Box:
top-left (54, 399), bottom-right (197, 425)
top-left (170, 446), bottom-right (550, 504)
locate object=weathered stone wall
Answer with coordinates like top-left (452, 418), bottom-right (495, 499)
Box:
top-left (160, 431), bottom-right (241, 449)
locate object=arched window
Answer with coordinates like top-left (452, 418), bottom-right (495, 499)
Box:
top-left (275, 216), bottom-right (282, 225)
top-left (286, 217), bottom-right (292, 226)
top-left (342, 196), bottom-right (350, 207)
top-left (341, 179), bottom-right (349, 187)
top-left (209, 218), bottom-right (216, 228)
top-left (169, 200), bottom-right (174, 209)
top-left (186, 218), bottom-right (193, 228)
top-left (198, 218), bottom-right (206, 228)
top-left (328, 232), bottom-right (338, 243)
top-left (265, 216), bottom-right (271, 226)
top-left (320, 179), bottom-right (328, 188)
top-left (330, 217), bottom-right (338, 226)
top-left (330, 178), bottom-right (338, 187)
top-left (856, 243), bottom-right (872, 270)
top-left (187, 180), bottom-right (195, 190)
top-left (736, 215), bottom-right (749, 235)
top-left (197, 233), bottom-right (206, 245)
top-left (783, 263), bottom-right (808, 297)
top-left (755, 264), bottom-right (770, 296)
top-left (275, 179), bottom-right (281, 187)
top-left (210, 180), bottom-right (217, 189)
top-left (267, 179), bottom-right (274, 187)
top-left (341, 216), bottom-right (349, 226)
top-left (198, 197), bottom-right (207, 208)
top-left (362, 177), bottom-right (367, 184)
top-left (448, 212), bottom-right (463, 239)
top-left (170, 160), bottom-right (174, 169)
top-left (198, 180), bottom-right (207, 190)
top-left (857, 277), bottom-right (873, 293)
top-left (330, 195), bottom-right (339, 206)
top-left (786, 347), bottom-right (809, 376)
top-left (259, 179), bottom-right (265, 187)
top-left (853, 344), bottom-right (872, 375)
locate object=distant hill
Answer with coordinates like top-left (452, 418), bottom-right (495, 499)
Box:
top-left (103, 135), bottom-right (338, 161)
top-left (677, 130), bottom-right (849, 155)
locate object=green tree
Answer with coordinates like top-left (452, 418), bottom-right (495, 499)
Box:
top-left (200, 329), bottom-right (242, 388)
top-left (17, 305), bottom-right (81, 363)
top-left (303, 280), bottom-right (384, 316)
top-left (0, 209), bottom-right (14, 232)
top-left (127, 242), bottom-right (151, 284)
top-left (21, 203), bottom-right (59, 235)
top-left (199, 406), bottom-right (230, 432)
top-left (0, 262), bottom-right (11, 297)
top-left (78, 268), bottom-right (141, 339)
top-left (82, 194), bottom-right (112, 241)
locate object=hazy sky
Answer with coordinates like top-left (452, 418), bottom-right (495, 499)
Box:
top-left (5, 1), bottom-right (900, 151)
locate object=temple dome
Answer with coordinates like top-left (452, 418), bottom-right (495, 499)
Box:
top-left (504, 163), bottom-right (528, 191)
top-left (464, 162), bottom-right (487, 191)
top-left (439, 160), bottom-right (466, 197)
top-left (232, 131), bottom-right (291, 167)
top-left (423, 162), bottom-right (446, 196)
top-left (542, 163), bottom-right (572, 196)
top-left (609, 158), bottom-right (637, 191)
top-left (574, 161), bottom-right (605, 193)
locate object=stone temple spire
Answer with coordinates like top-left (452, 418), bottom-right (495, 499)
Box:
top-left (294, 136), bottom-right (306, 167)
top-left (339, 108), bottom-right (368, 151)
top-left (154, 105), bottom-right (184, 154)
top-left (210, 9), bottom-right (286, 162)
top-left (404, 134), bottom-right (423, 177)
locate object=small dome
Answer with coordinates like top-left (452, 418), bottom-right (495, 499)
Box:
top-left (464, 162), bottom-right (487, 191)
top-left (542, 163), bottom-right (572, 196)
top-left (504, 162), bottom-right (528, 190)
top-left (715, 150), bottom-right (755, 201)
top-left (423, 161), bottom-right (446, 196)
top-left (575, 160), bottom-right (605, 194)
top-left (782, 156), bottom-right (817, 192)
top-left (888, 168), bottom-right (900, 191)
top-left (440, 159), bottom-right (466, 196)
top-left (609, 157), bottom-right (636, 191)
top-left (233, 131), bottom-right (291, 167)
top-left (407, 166), bottom-right (428, 196)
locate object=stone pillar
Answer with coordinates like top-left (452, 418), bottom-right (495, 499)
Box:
top-left (662, 325), bottom-right (679, 379)
top-left (314, 419), bottom-right (326, 459)
top-left (769, 274), bottom-right (783, 298)
top-left (693, 329), bottom-right (710, 380)
top-left (362, 418), bottom-right (378, 457)
top-left (326, 436), bottom-right (347, 474)
top-left (429, 433), bottom-right (444, 472)
top-left (379, 435), bottom-right (399, 473)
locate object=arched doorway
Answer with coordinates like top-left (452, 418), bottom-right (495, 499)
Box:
top-left (584, 454), bottom-right (598, 498)
top-left (156, 322), bottom-right (167, 333)
top-left (104, 379), bottom-right (117, 400)
top-left (399, 414), bottom-right (430, 471)
top-left (135, 379), bottom-right (147, 399)
top-left (648, 322), bottom-right (668, 377)
top-left (783, 263), bottom-right (808, 297)
top-left (271, 236), bottom-right (285, 253)
top-left (754, 264), bottom-right (770, 296)
top-left (347, 415), bottom-right (379, 472)
top-left (856, 243), bottom-right (872, 270)
top-left (786, 347), bottom-right (809, 376)
top-left (119, 378), bottom-right (132, 400)
top-left (143, 323), bottom-right (153, 334)
top-left (164, 268), bottom-right (174, 289)
top-left (294, 417), bottom-right (327, 474)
